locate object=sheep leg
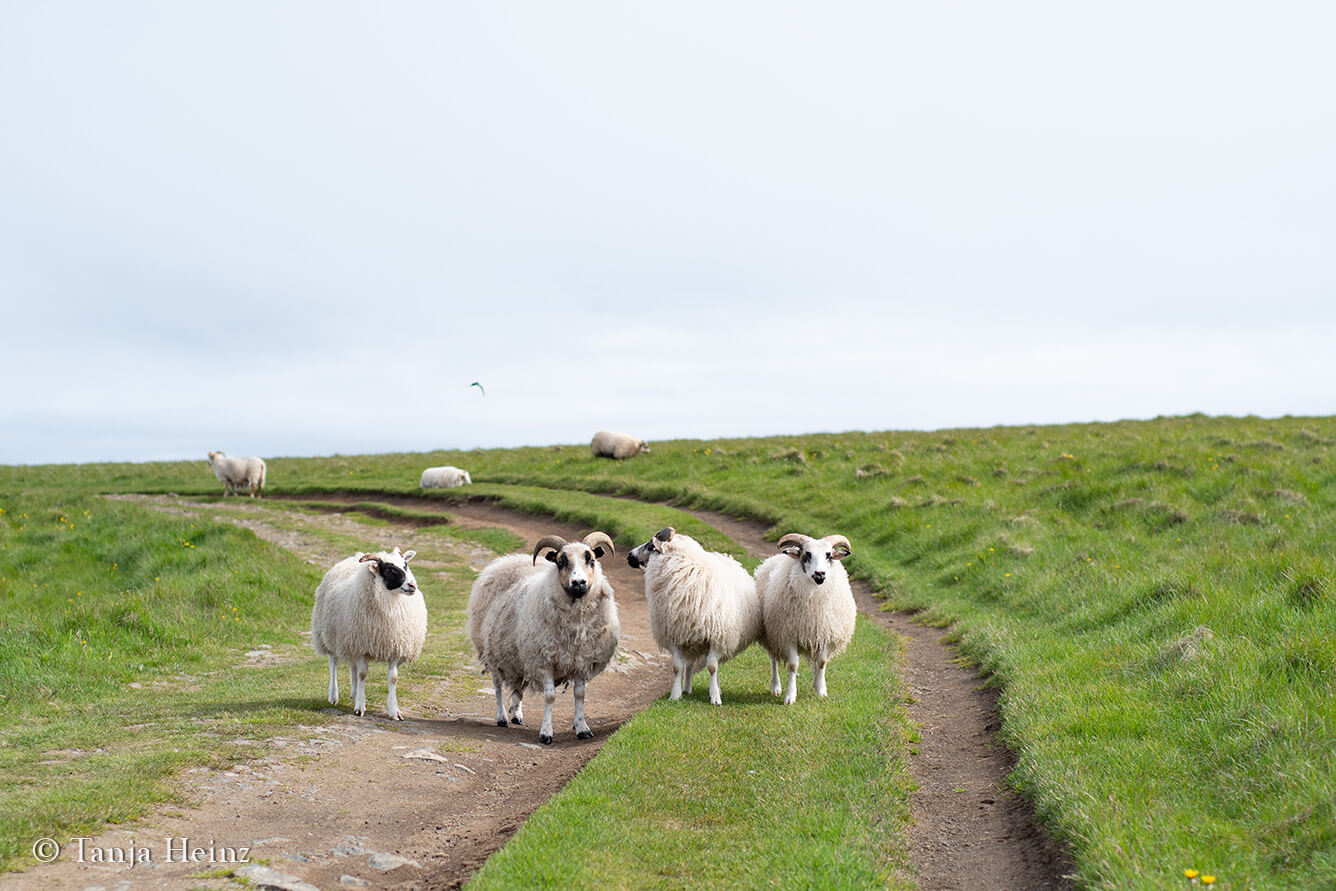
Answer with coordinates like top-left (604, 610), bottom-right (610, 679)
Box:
top-left (539, 673), bottom-right (557, 745)
top-left (508, 688), bottom-right (524, 725)
top-left (685, 656), bottom-right (704, 695)
top-left (813, 647), bottom-right (829, 698)
top-left (492, 674), bottom-right (508, 727)
top-left (706, 648), bottom-right (722, 706)
top-left (349, 661), bottom-right (357, 707)
top-left (353, 656), bottom-right (369, 716)
top-left (769, 656), bottom-right (782, 697)
top-left (669, 647), bottom-right (686, 700)
top-left (784, 646), bottom-right (800, 705)
top-left (386, 659), bottom-right (401, 720)
top-left (573, 679), bottom-right (593, 739)
top-left (327, 654), bottom-right (339, 705)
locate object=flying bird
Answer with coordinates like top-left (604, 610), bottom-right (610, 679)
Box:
top-left (470, 381), bottom-right (486, 397)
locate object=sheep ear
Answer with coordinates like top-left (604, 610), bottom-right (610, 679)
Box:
top-left (545, 551), bottom-right (559, 563)
top-left (827, 535), bottom-right (852, 560)
top-left (403, 549), bottom-right (417, 563)
top-left (655, 527), bottom-right (675, 542)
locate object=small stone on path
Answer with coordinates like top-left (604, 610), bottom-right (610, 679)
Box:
top-left (367, 852), bottom-right (422, 871)
top-left (234, 864), bottom-right (320, 891)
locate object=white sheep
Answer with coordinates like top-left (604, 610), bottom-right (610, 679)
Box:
top-left (627, 527), bottom-right (761, 705)
top-left (311, 547), bottom-right (426, 720)
top-left (207, 451), bottom-right (267, 497)
top-left (468, 532), bottom-right (619, 744)
top-left (755, 533), bottom-right (855, 704)
top-left (591, 430), bottom-right (650, 460)
top-left (419, 465), bottom-right (472, 488)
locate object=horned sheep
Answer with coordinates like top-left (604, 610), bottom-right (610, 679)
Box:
top-left (755, 533), bottom-right (855, 704)
top-left (591, 430), bottom-right (650, 460)
top-left (627, 527), bottom-right (762, 705)
top-left (311, 547), bottom-right (426, 720)
top-left (206, 451), bottom-right (266, 497)
top-left (420, 465), bottom-right (472, 488)
top-left (468, 532), bottom-right (620, 744)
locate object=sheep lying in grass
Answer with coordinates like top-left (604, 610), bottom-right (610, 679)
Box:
top-left (468, 532), bottom-right (619, 744)
top-left (311, 547), bottom-right (426, 720)
top-left (206, 451), bottom-right (266, 497)
top-left (627, 527), bottom-right (761, 705)
top-left (420, 465), bottom-right (471, 488)
top-left (591, 430), bottom-right (650, 459)
top-left (755, 533), bottom-right (855, 704)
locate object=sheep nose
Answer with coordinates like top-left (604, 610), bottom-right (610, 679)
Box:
top-left (568, 579), bottom-right (588, 597)
top-left (627, 553), bottom-right (640, 569)
top-left (812, 571), bottom-right (826, 585)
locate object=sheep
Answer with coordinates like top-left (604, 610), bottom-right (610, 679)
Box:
top-left (591, 430), bottom-right (650, 460)
top-left (468, 532), bottom-right (619, 744)
top-left (627, 527), bottom-right (762, 705)
top-left (755, 533), bottom-right (855, 704)
top-left (311, 547), bottom-right (426, 720)
top-left (206, 451), bottom-right (267, 497)
top-left (419, 465), bottom-right (472, 488)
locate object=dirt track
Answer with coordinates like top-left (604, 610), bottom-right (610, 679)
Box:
top-left (6, 494), bottom-right (1072, 890)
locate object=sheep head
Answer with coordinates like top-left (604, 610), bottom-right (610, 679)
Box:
top-left (627, 526), bottom-right (675, 569)
top-left (534, 533), bottom-right (612, 600)
top-left (358, 547), bottom-right (419, 595)
top-left (777, 533), bottom-right (851, 586)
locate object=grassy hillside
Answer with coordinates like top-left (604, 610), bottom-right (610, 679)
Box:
top-left (4, 413), bottom-right (1336, 888)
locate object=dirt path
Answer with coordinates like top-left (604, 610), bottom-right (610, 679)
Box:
top-left (686, 508), bottom-right (1073, 890)
top-left (6, 497), bottom-right (671, 891)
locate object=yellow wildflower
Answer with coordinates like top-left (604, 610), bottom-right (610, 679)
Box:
top-left (1184, 869), bottom-right (1198, 878)
top-left (1201, 878), bottom-right (1215, 886)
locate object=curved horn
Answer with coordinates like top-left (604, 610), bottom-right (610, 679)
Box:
top-left (532, 535), bottom-right (568, 564)
top-left (358, 553), bottom-right (380, 563)
top-left (825, 534), bottom-right (852, 558)
top-left (583, 531), bottom-right (615, 559)
top-left (776, 533), bottom-right (810, 555)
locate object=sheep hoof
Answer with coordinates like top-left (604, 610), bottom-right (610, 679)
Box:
top-left (354, 708), bottom-right (364, 716)
top-left (511, 716), bottom-right (523, 725)
top-left (391, 713), bottom-right (403, 721)
top-left (577, 729), bottom-right (593, 740)
top-left (496, 718), bottom-right (508, 727)
top-left (539, 733), bottom-right (553, 745)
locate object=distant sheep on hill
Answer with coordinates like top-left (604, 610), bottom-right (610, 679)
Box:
top-left (591, 430), bottom-right (650, 460)
top-left (206, 451), bottom-right (266, 497)
top-left (420, 465), bottom-right (471, 488)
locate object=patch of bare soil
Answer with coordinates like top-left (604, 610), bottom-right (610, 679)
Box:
top-left (686, 507), bottom-right (1074, 890)
top-left (7, 498), bottom-right (670, 891)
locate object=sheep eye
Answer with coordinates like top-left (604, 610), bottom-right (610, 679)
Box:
top-left (826, 552), bottom-right (833, 560)
top-left (585, 553), bottom-right (594, 566)
top-left (558, 555), bottom-right (568, 569)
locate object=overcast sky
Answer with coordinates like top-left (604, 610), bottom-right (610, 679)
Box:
top-left (4, 3), bottom-right (1334, 465)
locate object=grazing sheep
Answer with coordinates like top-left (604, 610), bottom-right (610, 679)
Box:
top-left (311, 547), bottom-right (426, 720)
top-left (206, 451), bottom-right (266, 497)
top-left (627, 527), bottom-right (762, 705)
top-left (419, 465), bottom-right (472, 488)
top-left (468, 532), bottom-right (619, 744)
top-left (591, 430), bottom-right (650, 460)
top-left (755, 533), bottom-right (855, 704)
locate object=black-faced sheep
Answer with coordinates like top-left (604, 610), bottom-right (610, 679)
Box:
top-left (311, 547), bottom-right (426, 720)
top-left (627, 527), bottom-right (762, 705)
top-left (206, 451), bottom-right (267, 497)
top-left (468, 532), bottom-right (619, 744)
top-left (591, 430), bottom-right (650, 459)
top-left (755, 533), bottom-right (855, 704)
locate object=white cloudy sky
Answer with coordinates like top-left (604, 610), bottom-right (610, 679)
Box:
top-left (4, 3), bottom-right (1334, 464)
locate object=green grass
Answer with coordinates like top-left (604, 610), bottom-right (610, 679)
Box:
top-left (5, 413), bottom-right (1336, 887)
top-left (469, 630), bottom-right (913, 890)
top-left (0, 492), bottom-right (498, 872)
